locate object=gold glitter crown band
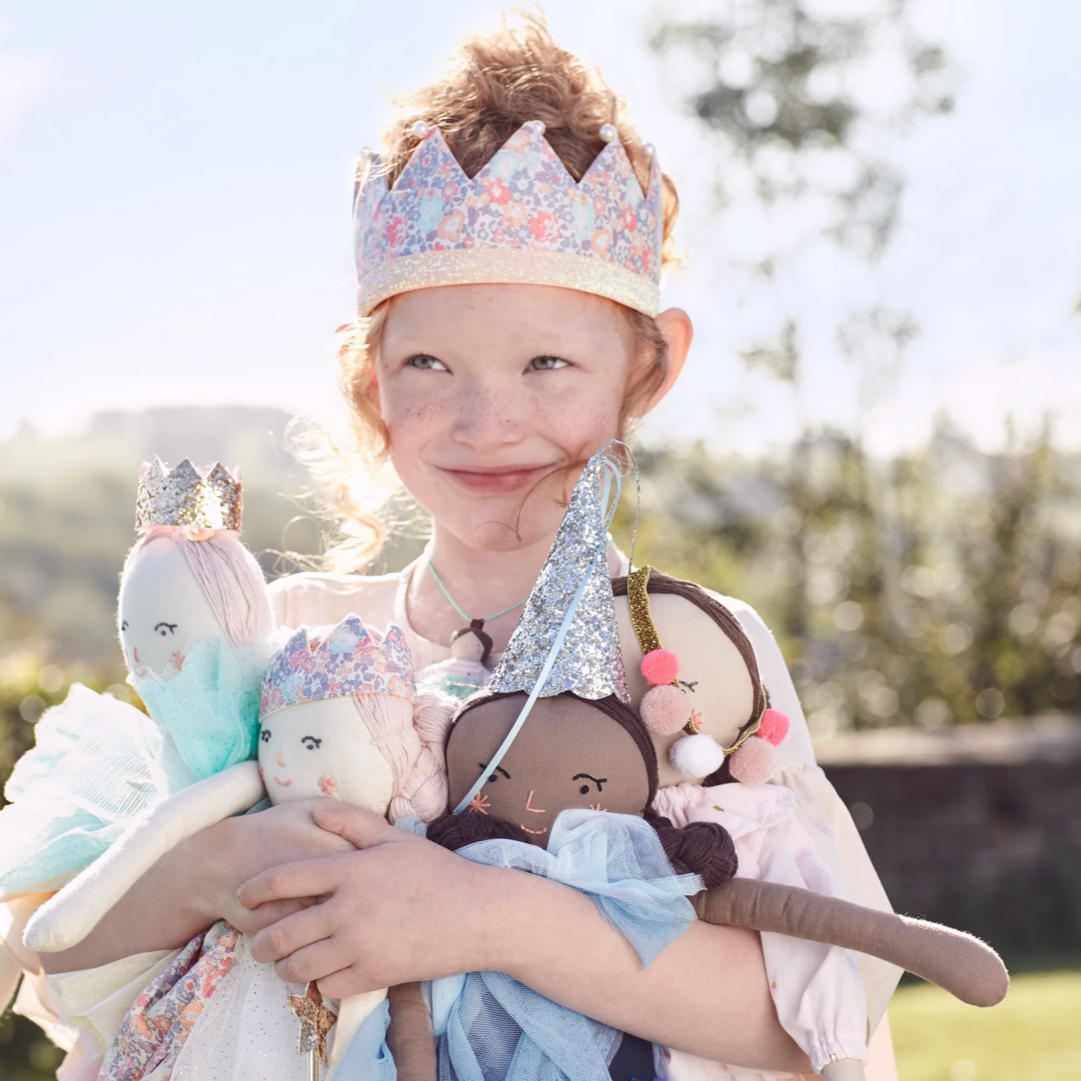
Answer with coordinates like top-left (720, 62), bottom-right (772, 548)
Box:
top-left (135, 457), bottom-right (243, 533)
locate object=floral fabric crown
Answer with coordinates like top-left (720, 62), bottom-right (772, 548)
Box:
top-left (135, 458), bottom-right (242, 533)
top-left (260, 616), bottom-right (415, 720)
top-left (353, 120), bottom-right (664, 317)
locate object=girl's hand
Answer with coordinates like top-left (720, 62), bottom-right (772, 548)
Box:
top-left (240, 803), bottom-right (515, 997)
top-left (202, 798), bottom-right (358, 934)
top-left (39, 796), bottom-right (356, 974)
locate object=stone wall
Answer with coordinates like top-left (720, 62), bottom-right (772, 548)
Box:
top-left (816, 716), bottom-right (1081, 957)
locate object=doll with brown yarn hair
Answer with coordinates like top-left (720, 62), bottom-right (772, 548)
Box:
top-left (412, 449), bottom-right (1006, 1081)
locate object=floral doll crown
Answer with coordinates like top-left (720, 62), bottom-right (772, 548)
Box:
top-left (353, 120), bottom-right (664, 317)
top-left (259, 615), bottom-right (416, 721)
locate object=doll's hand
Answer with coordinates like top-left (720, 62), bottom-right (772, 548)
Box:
top-left (239, 802), bottom-right (515, 998)
top-left (200, 798), bottom-right (357, 935)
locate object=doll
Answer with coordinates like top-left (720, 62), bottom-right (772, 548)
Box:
top-left (30, 614), bottom-right (452, 1081)
top-left (416, 622), bottom-right (494, 702)
top-left (0, 458), bottom-right (273, 1053)
top-left (0, 459), bottom-right (272, 899)
top-left (413, 448), bottom-right (1006, 1081)
top-left (19, 458), bottom-right (276, 955)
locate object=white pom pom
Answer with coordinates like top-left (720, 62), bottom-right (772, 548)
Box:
top-left (669, 733), bottom-right (726, 779)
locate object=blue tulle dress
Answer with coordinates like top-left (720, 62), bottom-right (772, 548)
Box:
top-left (0, 638), bottom-right (265, 896)
top-left (336, 809), bottom-right (703, 1081)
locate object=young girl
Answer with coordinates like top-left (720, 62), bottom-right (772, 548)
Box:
top-left (41, 16), bottom-right (900, 1078)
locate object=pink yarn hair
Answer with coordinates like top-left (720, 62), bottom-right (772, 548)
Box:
top-left (353, 690), bottom-right (454, 823)
top-left (123, 527), bottom-right (273, 647)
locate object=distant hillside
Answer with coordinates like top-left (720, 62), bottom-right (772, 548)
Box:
top-left (0, 407), bottom-right (328, 663)
top-left (0, 406), bottom-right (300, 487)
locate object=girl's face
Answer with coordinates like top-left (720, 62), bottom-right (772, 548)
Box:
top-left (445, 694), bottom-right (651, 846)
top-left (258, 697), bottom-right (396, 811)
top-left (374, 284), bottom-right (637, 551)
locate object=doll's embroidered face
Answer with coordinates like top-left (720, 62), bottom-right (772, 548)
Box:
top-left (258, 697), bottom-right (396, 813)
top-left (118, 536), bottom-right (223, 677)
top-left (445, 693), bottom-right (651, 846)
top-left (614, 590), bottom-right (759, 787)
top-left (374, 284), bottom-right (633, 554)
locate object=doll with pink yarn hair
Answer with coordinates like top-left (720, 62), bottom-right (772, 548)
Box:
top-left (30, 612), bottom-right (453, 1081)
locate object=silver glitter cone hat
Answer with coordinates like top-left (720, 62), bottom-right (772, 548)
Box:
top-left (487, 445), bottom-right (629, 703)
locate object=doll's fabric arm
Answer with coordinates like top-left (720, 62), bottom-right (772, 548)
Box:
top-left (24, 761), bottom-right (263, 954)
top-left (693, 877), bottom-right (1008, 1008)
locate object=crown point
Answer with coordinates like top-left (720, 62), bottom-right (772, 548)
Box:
top-left (411, 120), bottom-right (431, 139)
top-left (644, 143), bottom-right (656, 157)
top-left (599, 123), bottom-right (619, 144)
top-left (528, 120), bottom-right (546, 135)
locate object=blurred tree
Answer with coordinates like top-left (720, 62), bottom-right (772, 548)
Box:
top-left (650, 0), bottom-right (952, 421)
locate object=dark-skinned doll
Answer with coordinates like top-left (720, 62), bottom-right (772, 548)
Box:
top-left (416, 446), bottom-right (1006, 1081)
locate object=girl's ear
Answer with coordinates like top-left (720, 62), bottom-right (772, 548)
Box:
top-left (645, 307), bottom-right (693, 412)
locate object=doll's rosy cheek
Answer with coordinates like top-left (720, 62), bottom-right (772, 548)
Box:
top-left (318, 775), bottom-right (339, 796)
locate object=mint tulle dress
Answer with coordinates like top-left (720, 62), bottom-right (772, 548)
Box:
top-left (336, 809), bottom-right (703, 1081)
top-left (0, 638), bottom-right (265, 897)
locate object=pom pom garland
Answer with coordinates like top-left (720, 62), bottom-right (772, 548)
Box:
top-left (728, 736), bottom-right (775, 786)
top-left (641, 649), bottom-right (680, 686)
top-left (757, 708), bottom-right (790, 747)
top-left (669, 732), bottom-right (726, 779)
top-left (640, 684), bottom-right (690, 735)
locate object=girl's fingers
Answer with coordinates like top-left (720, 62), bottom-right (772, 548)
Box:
top-left (312, 803), bottom-right (405, 849)
top-left (271, 936), bottom-right (347, 985)
top-left (317, 963), bottom-right (379, 1000)
top-left (249, 899), bottom-right (335, 963)
top-left (229, 896), bottom-right (314, 937)
top-left (237, 854), bottom-right (348, 908)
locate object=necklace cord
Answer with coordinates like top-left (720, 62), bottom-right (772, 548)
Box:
top-left (425, 561), bottom-right (529, 625)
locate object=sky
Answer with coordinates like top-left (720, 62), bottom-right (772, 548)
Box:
top-left (1, 0), bottom-right (1079, 456)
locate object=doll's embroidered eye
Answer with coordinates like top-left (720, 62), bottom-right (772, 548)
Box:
top-left (679, 680), bottom-right (698, 693)
top-left (573, 773), bottom-right (606, 794)
top-left (407, 354), bottom-right (449, 371)
top-left (481, 763), bottom-right (511, 783)
top-left (529, 355), bottom-right (568, 371)
top-left (301, 736), bottom-right (322, 750)
top-left (120, 620), bottom-right (129, 631)
top-left (154, 622), bottom-right (177, 636)
top-left (260, 729), bottom-right (271, 743)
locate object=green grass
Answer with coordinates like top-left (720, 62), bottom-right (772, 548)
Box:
top-left (891, 969), bottom-right (1081, 1081)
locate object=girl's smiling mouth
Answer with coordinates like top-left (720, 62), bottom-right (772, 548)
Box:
top-left (439, 464), bottom-right (554, 494)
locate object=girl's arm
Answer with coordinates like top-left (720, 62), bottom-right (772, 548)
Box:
top-left (38, 798), bottom-right (355, 974)
top-left (241, 804), bottom-right (813, 1073)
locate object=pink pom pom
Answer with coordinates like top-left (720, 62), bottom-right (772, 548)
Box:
top-left (729, 736), bottom-right (775, 786)
top-left (640, 684), bottom-right (690, 735)
top-left (641, 648), bottom-right (680, 686)
top-left (758, 708), bottom-right (790, 747)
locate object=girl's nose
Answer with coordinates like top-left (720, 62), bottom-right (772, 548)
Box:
top-left (277, 750), bottom-right (285, 767)
top-left (452, 382), bottom-right (523, 452)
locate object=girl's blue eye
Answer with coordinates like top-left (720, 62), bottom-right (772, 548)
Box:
top-left (529, 356), bottom-right (568, 371)
top-left (408, 354), bottom-right (448, 371)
